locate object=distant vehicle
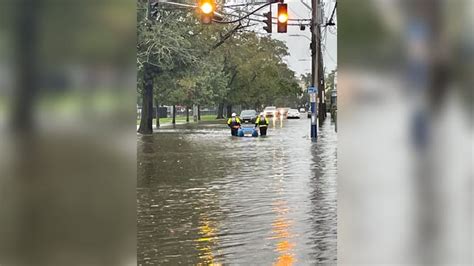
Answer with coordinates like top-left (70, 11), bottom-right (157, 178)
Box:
top-left (263, 106), bottom-right (279, 117)
top-left (240, 110), bottom-right (257, 123)
top-left (287, 109), bottom-right (300, 119)
top-left (278, 107), bottom-right (290, 118)
top-left (299, 108), bottom-right (306, 113)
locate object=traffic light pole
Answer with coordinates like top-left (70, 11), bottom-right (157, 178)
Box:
top-left (310, 0), bottom-right (318, 141)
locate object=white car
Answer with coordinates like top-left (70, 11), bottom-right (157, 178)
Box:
top-left (287, 109), bottom-right (300, 119)
top-left (263, 106), bottom-right (279, 117)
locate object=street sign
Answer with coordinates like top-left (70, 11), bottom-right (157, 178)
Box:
top-left (307, 86), bottom-right (315, 93)
top-left (310, 93), bottom-right (316, 103)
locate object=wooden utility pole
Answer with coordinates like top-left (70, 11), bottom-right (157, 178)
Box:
top-left (317, 0), bottom-right (325, 125)
top-left (310, 0), bottom-right (319, 140)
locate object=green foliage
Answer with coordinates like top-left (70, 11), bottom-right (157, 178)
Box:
top-left (137, 1), bottom-right (301, 109)
top-left (325, 69), bottom-right (337, 103)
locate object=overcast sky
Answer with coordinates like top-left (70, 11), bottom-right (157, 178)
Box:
top-left (267, 0), bottom-right (337, 77)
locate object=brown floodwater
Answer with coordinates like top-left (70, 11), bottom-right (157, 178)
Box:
top-left (137, 116), bottom-right (337, 265)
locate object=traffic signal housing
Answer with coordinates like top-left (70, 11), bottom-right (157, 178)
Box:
top-left (277, 3), bottom-right (288, 33)
top-left (199, 0), bottom-right (215, 24)
top-left (263, 11), bottom-right (272, 33)
top-left (148, 0), bottom-right (159, 20)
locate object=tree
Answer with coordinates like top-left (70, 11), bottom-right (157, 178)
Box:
top-left (325, 69), bottom-right (337, 104)
top-left (136, 2), bottom-right (196, 133)
top-left (137, 1), bottom-right (302, 127)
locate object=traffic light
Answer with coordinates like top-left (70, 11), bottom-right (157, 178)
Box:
top-left (263, 11), bottom-right (272, 33)
top-left (199, 0), bottom-right (215, 24)
top-left (148, 0), bottom-right (159, 20)
top-left (277, 3), bottom-right (288, 33)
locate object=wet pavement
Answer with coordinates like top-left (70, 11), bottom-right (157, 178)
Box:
top-left (137, 115), bottom-right (337, 265)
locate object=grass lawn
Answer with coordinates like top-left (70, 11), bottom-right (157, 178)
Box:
top-left (137, 114), bottom-right (225, 125)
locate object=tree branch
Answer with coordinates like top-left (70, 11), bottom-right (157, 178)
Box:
top-left (211, 24), bottom-right (242, 50)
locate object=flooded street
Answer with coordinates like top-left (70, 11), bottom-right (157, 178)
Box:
top-left (137, 116), bottom-right (337, 265)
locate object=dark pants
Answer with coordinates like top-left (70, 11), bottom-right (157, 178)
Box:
top-left (231, 128), bottom-right (238, 136)
top-left (259, 127), bottom-right (267, 136)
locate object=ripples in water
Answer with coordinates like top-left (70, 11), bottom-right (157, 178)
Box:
top-left (138, 117), bottom-right (337, 265)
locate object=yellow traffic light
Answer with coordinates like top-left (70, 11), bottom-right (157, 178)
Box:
top-left (277, 3), bottom-right (288, 33)
top-left (199, 0), bottom-right (215, 24)
top-left (200, 2), bottom-right (213, 14)
top-left (278, 13), bottom-right (288, 23)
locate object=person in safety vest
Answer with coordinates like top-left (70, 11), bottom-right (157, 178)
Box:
top-left (227, 113), bottom-right (241, 136)
top-left (255, 113), bottom-right (269, 136)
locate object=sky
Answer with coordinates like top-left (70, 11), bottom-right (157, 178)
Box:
top-left (267, 0), bottom-right (337, 77)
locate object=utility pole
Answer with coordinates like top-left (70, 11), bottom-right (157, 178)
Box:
top-left (317, 0), bottom-right (325, 126)
top-left (309, 0), bottom-right (319, 141)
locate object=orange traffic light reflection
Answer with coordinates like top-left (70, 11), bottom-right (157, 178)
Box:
top-left (269, 200), bottom-right (297, 266)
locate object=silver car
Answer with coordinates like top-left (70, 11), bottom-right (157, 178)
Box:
top-left (287, 109), bottom-right (301, 119)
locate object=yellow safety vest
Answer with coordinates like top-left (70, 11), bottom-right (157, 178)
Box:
top-left (255, 116), bottom-right (269, 126)
top-left (227, 117), bottom-right (241, 125)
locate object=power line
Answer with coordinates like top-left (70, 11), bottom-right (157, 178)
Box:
top-left (213, 2), bottom-right (273, 24)
top-left (325, 1), bottom-right (337, 26)
top-left (223, 5), bottom-right (311, 21)
top-left (229, 14), bottom-right (310, 26)
top-left (153, 1), bottom-right (313, 26)
top-left (218, 8), bottom-right (311, 25)
top-left (288, 5), bottom-right (304, 19)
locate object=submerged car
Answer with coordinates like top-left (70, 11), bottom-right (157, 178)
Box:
top-left (240, 110), bottom-right (257, 123)
top-left (237, 124), bottom-right (258, 137)
top-left (287, 109), bottom-right (300, 119)
top-left (263, 106), bottom-right (279, 117)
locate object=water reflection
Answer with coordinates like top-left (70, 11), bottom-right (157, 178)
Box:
top-left (195, 215), bottom-right (219, 265)
top-left (270, 116), bottom-right (284, 128)
top-left (271, 200), bottom-right (296, 266)
top-left (137, 116), bottom-right (337, 264)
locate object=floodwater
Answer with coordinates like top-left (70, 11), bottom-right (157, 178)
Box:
top-left (137, 115), bottom-right (337, 265)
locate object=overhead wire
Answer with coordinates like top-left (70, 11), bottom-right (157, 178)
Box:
top-left (218, 7), bottom-right (311, 26)
top-left (223, 5), bottom-right (311, 22)
top-left (155, 1), bottom-right (313, 26)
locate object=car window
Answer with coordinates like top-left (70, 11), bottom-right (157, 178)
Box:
top-left (241, 110), bottom-right (256, 116)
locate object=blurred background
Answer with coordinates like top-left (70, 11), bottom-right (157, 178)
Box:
top-left (0, 0), bottom-right (136, 265)
top-left (0, 0), bottom-right (471, 265)
top-left (338, 0), bottom-right (472, 264)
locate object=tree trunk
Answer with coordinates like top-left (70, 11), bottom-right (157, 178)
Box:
top-left (155, 98), bottom-right (160, 129)
top-left (192, 104), bottom-right (198, 122)
top-left (186, 106), bottom-right (190, 123)
top-left (172, 105), bottom-right (176, 124)
top-left (226, 105), bottom-right (232, 118)
top-left (138, 64), bottom-right (153, 134)
top-left (216, 102), bottom-right (224, 119)
top-left (198, 105), bottom-right (201, 121)
top-left (11, 0), bottom-right (41, 132)
top-left (255, 102), bottom-right (260, 112)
